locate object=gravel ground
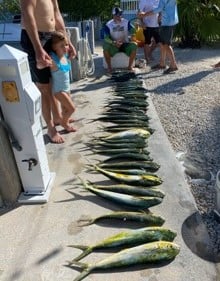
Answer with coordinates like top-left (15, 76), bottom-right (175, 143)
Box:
top-left (139, 46), bottom-right (220, 253)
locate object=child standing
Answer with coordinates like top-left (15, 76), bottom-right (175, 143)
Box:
top-left (49, 31), bottom-right (76, 132)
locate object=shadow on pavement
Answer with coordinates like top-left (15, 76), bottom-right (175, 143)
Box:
top-left (181, 211), bottom-right (220, 262)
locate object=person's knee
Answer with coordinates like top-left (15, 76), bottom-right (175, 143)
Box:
top-left (130, 42), bottom-right (138, 49)
top-left (103, 49), bottom-right (111, 57)
top-left (104, 45), bottom-right (117, 57)
top-left (103, 42), bottom-right (112, 53)
top-left (127, 43), bottom-right (137, 56)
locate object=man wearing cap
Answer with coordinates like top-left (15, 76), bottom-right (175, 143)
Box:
top-left (103, 7), bottom-right (137, 73)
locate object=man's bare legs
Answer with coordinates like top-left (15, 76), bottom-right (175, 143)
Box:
top-left (160, 44), bottom-right (166, 67)
top-left (104, 47), bottom-right (137, 72)
top-left (51, 96), bottom-right (62, 125)
top-left (144, 40), bottom-right (157, 62)
top-left (144, 44), bottom-right (151, 62)
top-left (128, 50), bottom-right (137, 70)
top-left (37, 83), bottom-right (64, 143)
top-left (152, 44), bottom-right (177, 72)
top-left (161, 44), bottom-right (178, 74)
top-left (103, 50), bottom-right (112, 73)
top-left (151, 44), bottom-right (166, 70)
top-left (165, 44), bottom-right (178, 69)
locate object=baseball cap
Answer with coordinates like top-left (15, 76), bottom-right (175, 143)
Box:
top-left (112, 7), bottom-right (123, 16)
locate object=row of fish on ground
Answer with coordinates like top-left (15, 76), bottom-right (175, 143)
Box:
top-left (69, 71), bottom-right (180, 281)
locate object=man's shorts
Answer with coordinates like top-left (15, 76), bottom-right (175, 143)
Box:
top-left (143, 27), bottom-right (160, 45)
top-left (159, 26), bottom-right (175, 45)
top-left (20, 29), bottom-right (52, 84)
top-left (103, 41), bottom-right (137, 57)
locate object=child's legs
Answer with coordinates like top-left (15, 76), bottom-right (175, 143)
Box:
top-left (54, 91), bottom-right (76, 131)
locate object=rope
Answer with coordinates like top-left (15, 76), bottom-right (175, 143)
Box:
top-left (77, 21), bottom-right (95, 78)
top-left (77, 38), bottom-right (95, 77)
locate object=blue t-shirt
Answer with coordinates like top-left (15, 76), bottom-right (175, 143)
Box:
top-left (153, 0), bottom-right (179, 26)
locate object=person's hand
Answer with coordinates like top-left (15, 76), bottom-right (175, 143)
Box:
top-left (115, 40), bottom-right (123, 48)
top-left (138, 12), bottom-right (145, 18)
top-left (36, 48), bottom-right (52, 69)
top-left (68, 42), bottom-right (77, 59)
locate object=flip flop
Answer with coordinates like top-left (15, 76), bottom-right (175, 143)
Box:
top-left (151, 64), bottom-right (166, 70)
top-left (213, 62), bottom-right (220, 68)
top-left (163, 67), bottom-right (178, 74)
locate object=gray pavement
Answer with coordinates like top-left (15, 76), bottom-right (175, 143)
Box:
top-left (0, 44), bottom-right (219, 281)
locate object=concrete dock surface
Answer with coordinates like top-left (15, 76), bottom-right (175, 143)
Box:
top-left (0, 45), bottom-right (219, 281)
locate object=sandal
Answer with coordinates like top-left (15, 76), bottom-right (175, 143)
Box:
top-left (151, 64), bottom-right (166, 70)
top-left (163, 67), bottom-right (178, 74)
top-left (213, 62), bottom-right (220, 68)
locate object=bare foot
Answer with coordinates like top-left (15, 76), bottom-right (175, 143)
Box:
top-left (47, 127), bottom-right (64, 143)
top-left (68, 117), bottom-right (75, 123)
top-left (128, 66), bottom-right (135, 71)
top-left (63, 124), bottom-right (77, 132)
top-left (107, 67), bottom-right (112, 74)
top-left (54, 118), bottom-right (75, 126)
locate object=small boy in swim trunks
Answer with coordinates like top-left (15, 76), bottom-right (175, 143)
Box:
top-left (49, 31), bottom-right (76, 132)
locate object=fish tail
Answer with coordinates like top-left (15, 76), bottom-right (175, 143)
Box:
top-left (68, 245), bottom-right (92, 261)
top-left (68, 244), bottom-right (88, 250)
top-left (69, 259), bottom-right (87, 267)
top-left (77, 177), bottom-right (90, 188)
top-left (84, 164), bottom-right (93, 171)
top-left (73, 269), bottom-right (90, 281)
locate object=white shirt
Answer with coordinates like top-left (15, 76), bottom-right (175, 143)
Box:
top-left (139, 0), bottom-right (159, 27)
top-left (106, 18), bottom-right (129, 42)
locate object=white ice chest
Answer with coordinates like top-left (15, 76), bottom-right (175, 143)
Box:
top-left (103, 52), bottom-right (134, 69)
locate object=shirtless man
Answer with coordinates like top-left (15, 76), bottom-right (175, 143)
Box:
top-left (20, 0), bottom-right (76, 143)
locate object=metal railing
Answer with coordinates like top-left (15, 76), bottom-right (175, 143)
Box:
top-left (120, 0), bottom-right (139, 12)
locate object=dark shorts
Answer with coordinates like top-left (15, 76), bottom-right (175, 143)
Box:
top-left (159, 26), bottom-right (175, 45)
top-left (20, 29), bottom-right (52, 84)
top-left (143, 27), bottom-right (160, 45)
